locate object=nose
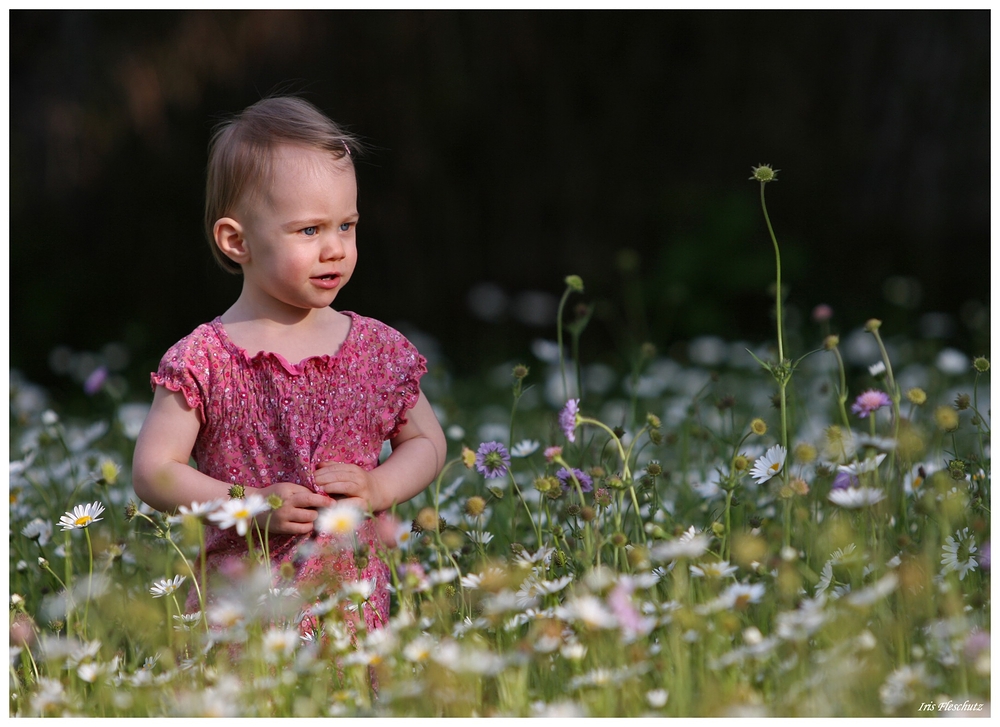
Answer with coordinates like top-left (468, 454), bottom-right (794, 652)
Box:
top-left (321, 231), bottom-right (346, 260)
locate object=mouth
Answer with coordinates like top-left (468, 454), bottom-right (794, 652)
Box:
top-left (311, 273), bottom-right (341, 289)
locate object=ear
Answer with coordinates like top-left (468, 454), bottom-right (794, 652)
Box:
top-left (214, 217), bottom-right (250, 266)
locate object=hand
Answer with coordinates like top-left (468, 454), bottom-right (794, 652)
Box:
top-left (255, 482), bottom-right (332, 535)
top-left (314, 461), bottom-right (382, 513)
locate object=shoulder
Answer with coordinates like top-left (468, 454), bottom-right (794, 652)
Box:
top-left (158, 320), bottom-right (225, 369)
top-left (345, 313), bottom-right (415, 351)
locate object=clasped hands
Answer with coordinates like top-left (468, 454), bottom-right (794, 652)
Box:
top-left (254, 461), bottom-right (380, 536)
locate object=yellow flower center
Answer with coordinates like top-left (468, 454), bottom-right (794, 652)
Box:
top-left (769, 463), bottom-right (781, 473)
top-left (234, 508), bottom-right (250, 519)
top-left (74, 515), bottom-right (93, 527)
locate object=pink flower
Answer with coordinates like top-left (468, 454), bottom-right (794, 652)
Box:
top-left (812, 304), bottom-right (833, 322)
top-left (544, 446), bottom-right (563, 463)
top-left (851, 389), bottom-right (891, 418)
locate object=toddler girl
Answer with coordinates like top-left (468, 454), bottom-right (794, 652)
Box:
top-left (132, 96), bottom-right (447, 635)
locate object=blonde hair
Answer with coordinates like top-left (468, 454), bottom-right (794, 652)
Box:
top-left (204, 96), bottom-right (359, 274)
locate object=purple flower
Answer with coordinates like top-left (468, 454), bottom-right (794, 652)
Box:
top-left (851, 389), bottom-right (892, 418)
top-left (475, 441), bottom-right (510, 479)
top-left (83, 366), bottom-right (108, 396)
top-left (556, 467), bottom-right (593, 492)
top-left (831, 471), bottom-right (859, 490)
top-left (979, 540), bottom-right (990, 573)
top-left (559, 399), bottom-right (580, 442)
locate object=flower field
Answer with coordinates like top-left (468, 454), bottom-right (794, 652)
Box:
top-left (8, 175), bottom-right (990, 717)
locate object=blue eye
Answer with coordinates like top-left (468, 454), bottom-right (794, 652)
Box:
top-left (339, 222), bottom-right (353, 232)
top-left (302, 226), bottom-right (318, 236)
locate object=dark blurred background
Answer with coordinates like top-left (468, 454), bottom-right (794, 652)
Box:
top-left (10, 10), bottom-right (990, 404)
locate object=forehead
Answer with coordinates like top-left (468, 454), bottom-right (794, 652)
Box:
top-left (260, 144), bottom-right (356, 206)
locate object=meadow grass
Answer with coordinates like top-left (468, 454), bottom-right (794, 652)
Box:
top-left (8, 172), bottom-right (990, 717)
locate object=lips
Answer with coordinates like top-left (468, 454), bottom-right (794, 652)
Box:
top-left (311, 273), bottom-right (341, 289)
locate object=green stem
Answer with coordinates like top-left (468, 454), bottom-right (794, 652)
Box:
top-left (556, 287), bottom-right (574, 401)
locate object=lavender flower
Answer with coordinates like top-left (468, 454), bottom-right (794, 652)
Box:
top-left (475, 441), bottom-right (511, 479)
top-left (831, 471), bottom-right (859, 490)
top-left (556, 467), bottom-right (593, 492)
top-left (559, 399), bottom-right (580, 442)
top-left (851, 389), bottom-right (892, 418)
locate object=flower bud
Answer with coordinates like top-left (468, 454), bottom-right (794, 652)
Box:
top-left (733, 455), bottom-right (749, 472)
top-left (646, 413), bottom-right (662, 430)
top-left (512, 364), bottom-right (529, 380)
top-left (646, 461), bottom-right (662, 477)
top-left (864, 319), bottom-right (882, 332)
top-left (823, 335), bottom-right (840, 351)
top-left (581, 505), bottom-right (597, 521)
top-left (906, 388), bottom-right (927, 405)
top-left (564, 275), bottom-right (584, 293)
top-left (749, 164), bottom-right (778, 183)
top-left (228, 484), bottom-right (246, 499)
top-left (266, 494), bottom-right (284, 510)
top-left (974, 356), bottom-right (990, 373)
top-left (610, 532), bottom-right (629, 548)
top-left (750, 418), bottom-right (768, 436)
top-left (954, 393), bottom-right (971, 411)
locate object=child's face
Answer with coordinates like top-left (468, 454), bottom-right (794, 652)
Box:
top-left (236, 144), bottom-right (358, 314)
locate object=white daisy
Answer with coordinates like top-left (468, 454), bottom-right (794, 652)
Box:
top-left (261, 627), bottom-right (299, 662)
top-left (941, 527), bottom-right (978, 580)
top-left (828, 487), bottom-right (885, 509)
top-left (838, 452), bottom-right (887, 476)
top-left (207, 495), bottom-right (270, 536)
top-left (315, 503), bottom-right (364, 537)
top-left (650, 531), bottom-right (711, 562)
top-left (178, 499), bottom-right (225, 519)
top-left (510, 439), bottom-right (540, 458)
top-left (690, 560), bottom-right (738, 578)
top-left (149, 575), bottom-right (187, 598)
top-left (749, 445), bottom-right (786, 485)
top-left (58, 501), bottom-right (105, 531)
top-left (21, 517), bottom-right (52, 545)
top-left (466, 530), bottom-right (494, 545)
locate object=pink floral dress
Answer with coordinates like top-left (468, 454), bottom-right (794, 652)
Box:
top-left (151, 312), bottom-right (426, 633)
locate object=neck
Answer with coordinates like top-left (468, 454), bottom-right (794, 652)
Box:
top-left (222, 286), bottom-right (332, 330)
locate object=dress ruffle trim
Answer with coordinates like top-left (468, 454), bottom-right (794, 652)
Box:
top-left (150, 373), bottom-right (206, 423)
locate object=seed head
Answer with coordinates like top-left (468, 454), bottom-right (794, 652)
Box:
top-left (733, 455), bottom-right (750, 472)
top-left (124, 500), bottom-right (138, 521)
top-left (823, 335), bottom-right (840, 351)
top-left (750, 418), bottom-right (768, 436)
top-left (461, 446), bottom-right (477, 469)
top-left (266, 494), bottom-right (284, 510)
top-left (864, 318), bottom-right (882, 333)
top-left (610, 532), bottom-right (629, 548)
top-left (646, 461), bottom-right (663, 477)
top-left (228, 484), bottom-right (246, 499)
top-left (512, 364), bottom-right (529, 380)
top-left (793, 442), bottom-right (817, 465)
top-left (954, 393), bottom-right (971, 411)
top-left (415, 507), bottom-right (439, 532)
top-left (580, 506), bottom-right (597, 522)
top-left (973, 356), bottom-right (990, 373)
top-left (465, 496), bottom-right (487, 518)
top-left (906, 387), bottom-right (928, 406)
top-left (750, 164), bottom-right (778, 183)
top-left (934, 406), bottom-right (960, 432)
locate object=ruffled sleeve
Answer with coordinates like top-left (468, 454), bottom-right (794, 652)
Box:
top-left (150, 326), bottom-right (213, 424)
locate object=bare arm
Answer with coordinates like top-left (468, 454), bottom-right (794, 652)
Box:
top-left (314, 390), bottom-right (447, 512)
top-left (132, 386), bottom-right (332, 534)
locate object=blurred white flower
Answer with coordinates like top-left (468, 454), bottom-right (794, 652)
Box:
top-left (208, 495), bottom-right (270, 536)
top-left (838, 453), bottom-right (887, 476)
top-left (935, 347), bottom-right (969, 375)
top-left (690, 560), bottom-right (738, 578)
top-left (21, 517), bottom-right (52, 545)
top-left (315, 503), bottom-right (364, 537)
top-left (261, 627), bottom-right (299, 662)
top-left (510, 439), bottom-right (540, 458)
top-left (828, 487), bottom-right (885, 509)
